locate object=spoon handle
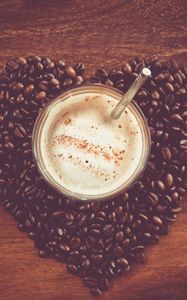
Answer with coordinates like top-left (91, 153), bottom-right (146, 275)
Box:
top-left (111, 67), bottom-right (151, 119)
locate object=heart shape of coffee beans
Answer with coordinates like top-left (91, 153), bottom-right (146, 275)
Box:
top-left (0, 56), bottom-right (186, 297)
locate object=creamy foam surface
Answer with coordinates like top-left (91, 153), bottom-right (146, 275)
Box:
top-left (40, 92), bottom-right (143, 195)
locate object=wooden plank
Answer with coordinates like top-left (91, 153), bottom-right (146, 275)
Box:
top-left (0, 0), bottom-right (187, 299)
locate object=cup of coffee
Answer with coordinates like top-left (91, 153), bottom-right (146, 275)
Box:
top-left (32, 84), bottom-right (150, 201)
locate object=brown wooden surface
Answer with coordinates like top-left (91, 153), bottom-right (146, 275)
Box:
top-left (0, 0), bottom-right (187, 299)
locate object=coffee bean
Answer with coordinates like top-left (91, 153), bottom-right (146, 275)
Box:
top-left (45, 62), bottom-right (55, 71)
top-left (174, 73), bottom-right (183, 86)
top-left (84, 277), bottom-right (98, 288)
top-left (96, 69), bottom-right (108, 82)
top-left (82, 259), bottom-right (90, 269)
top-left (137, 214), bottom-right (149, 223)
top-left (171, 59), bottom-right (179, 72)
top-left (5, 142), bottom-right (14, 150)
top-left (117, 257), bottom-right (129, 269)
top-left (177, 186), bottom-right (186, 195)
top-left (168, 74), bottom-right (175, 83)
top-left (147, 192), bottom-right (159, 206)
top-left (28, 212), bottom-right (36, 224)
top-left (70, 237), bottom-right (81, 250)
top-left (171, 114), bottom-right (183, 123)
top-left (137, 90), bottom-right (148, 99)
top-left (152, 216), bottom-right (163, 227)
top-left (14, 123), bottom-right (27, 138)
top-left (57, 227), bottom-right (64, 237)
top-left (38, 80), bottom-right (48, 91)
top-left (77, 213), bottom-right (87, 226)
top-left (105, 78), bottom-right (113, 86)
top-left (63, 78), bottom-right (73, 87)
top-left (154, 73), bottom-right (165, 82)
top-left (91, 287), bottom-right (103, 297)
top-left (165, 173), bottom-right (174, 187)
top-left (109, 69), bottom-right (124, 82)
top-left (145, 55), bottom-right (157, 66)
top-left (147, 223), bottom-right (160, 233)
top-left (35, 62), bottom-right (44, 73)
top-left (180, 139), bottom-right (187, 150)
top-left (24, 84), bottom-right (35, 96)
top-left (129, 245), bottom-right (145, 254)
top-left (115, 231), bottom-right (124, 242)
top-left (59, 242), bottom-right (70, 254)
top-left (28, 56), bottom-right (42, 63)
top-left (75, 76), bottom-right (84, 85)
top-left (114, 246), bottom-right (124, 257)
top-left (86, 235), bottom-right (96, 247)
top-left (103, 224), bottom-right (114, 237)
top-left (171, 207), bottom-right (182, 214)
top-left (142, 232), bottom-right (152, 243)
top-left (50, 78), bottom-right (60, 87)
top-left (24, 184), bottom-right (37, 197)
top-left (11, 82), bottom-right (24, 93)
top-left (156, 180), bottom-right (165, 192)
top-left (115, 205), bottom-right (123, 216)
top-left (36, 91), bottom-right (46, 101)
top-left (16, 57), bottom-right (27, 66)
top-left (6, 60), bottom-right (20, 73)
top-left (65, 211), bottom-right (74, 222)
top-left (165, 82), bottom-right (174, 93)
top-left (164, 213), bottom-right (176, 223)
top-left (67, 264), bottom-right (78, 274)
top-left (151, 90), bottom-right (160, 100)
top-left (65, 66), bottom-right (77, 79)
top-left (74, 62), bottom-right (85, 75)
top-left (161, 147), bottom-right (172, 161)
top-left (1, 56), bottom-right (186, 296)
top-left (67, 251), bottom-right (79, 264)
top-left (91, 254), bottom-right (103, 264)
top-left (39, 249), bottom-right (49, 258)
top-left (99, 277), bottom-right (109, 291)
top-left (123, 62), bottom-right (132, 74)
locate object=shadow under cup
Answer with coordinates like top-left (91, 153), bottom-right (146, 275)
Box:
top-left (32, 84), bottom-right (151, 201)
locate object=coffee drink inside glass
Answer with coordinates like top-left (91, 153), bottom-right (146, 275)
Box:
top-left (32, 84), bottom-right (150, 201)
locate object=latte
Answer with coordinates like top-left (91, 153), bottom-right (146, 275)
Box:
top-left (33, 85), bottom-right (150, 200)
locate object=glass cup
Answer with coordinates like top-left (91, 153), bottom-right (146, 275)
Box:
top-left (32, 84), bottom-right (151, 202)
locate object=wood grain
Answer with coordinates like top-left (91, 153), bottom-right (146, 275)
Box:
top-left (0, 0), bottom-right (187, 299)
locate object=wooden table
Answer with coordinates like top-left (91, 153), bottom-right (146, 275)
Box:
top-left (0, 1), bottom-right (187, 299)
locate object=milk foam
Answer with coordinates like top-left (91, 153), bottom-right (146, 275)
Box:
top-left (40, 92), bottom-right (143, 195)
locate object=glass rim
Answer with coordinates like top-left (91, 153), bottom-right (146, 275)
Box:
top-left (32, 83), bottom-right (151, 202)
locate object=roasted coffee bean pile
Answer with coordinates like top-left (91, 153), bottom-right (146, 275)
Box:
top-left (0, 55), bottom-right (187, 296)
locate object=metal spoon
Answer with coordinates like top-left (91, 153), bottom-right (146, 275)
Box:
top-left (111, 67), bottom-right (151, 119)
